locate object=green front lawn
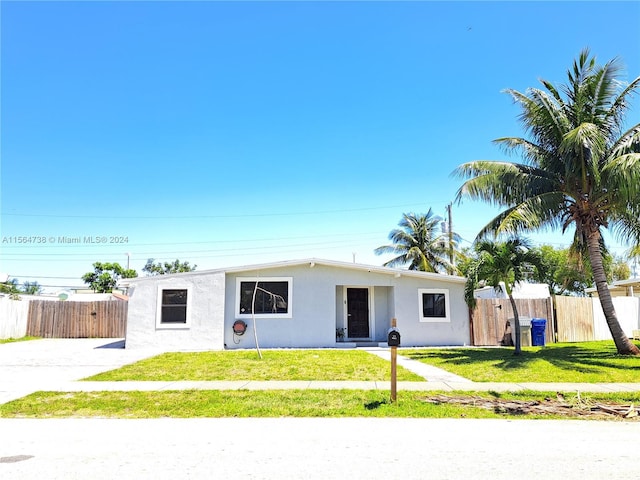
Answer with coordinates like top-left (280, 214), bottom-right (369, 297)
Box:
top-left (401, 341), bottom-right (640, 383)
top-left (3, 389), bottom-right (640, 419)
top-left (0, 336), bottom-right (40, 344)
top-left (85, 349), bottom-right (425, 381)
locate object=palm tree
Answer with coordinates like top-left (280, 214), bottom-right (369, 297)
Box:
top-left (627, 245), bottom-right (640, 276)
top-left (22, 281), bottom-right (43, 295)
top-left (464, 238), bottom-right (543, 355)
top-left (375, 209), bottom-right (452, 273)
top-left (454, 49), bottom-right (640, 354)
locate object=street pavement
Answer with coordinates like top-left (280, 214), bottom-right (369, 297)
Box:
top-left (2, 339), bottom-right (640, 479)
top-left (2, 417), bottom-right (640, 480)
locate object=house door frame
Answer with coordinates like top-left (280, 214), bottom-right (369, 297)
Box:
top-left (343, 286), bottom-right (375, 340)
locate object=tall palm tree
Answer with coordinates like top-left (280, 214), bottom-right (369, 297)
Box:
top-left (454, 49), bottom-right (640, 354)
top-left (464, 238), bottom-right (543, 355)
top-left (375, 209), bottom-right (452, 273)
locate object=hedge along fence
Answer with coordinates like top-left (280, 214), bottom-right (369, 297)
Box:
top-left (0, 296), bottom-right (30, 339)
top-left (26, 299), bottom-right (128, 338)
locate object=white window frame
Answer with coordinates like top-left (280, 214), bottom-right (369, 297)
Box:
top-left (418, 288), bottom-right (451, 323)
top-left (156, 285), bottom-right (192, 329)
top-left (235, 277), bottom-right (293, 319)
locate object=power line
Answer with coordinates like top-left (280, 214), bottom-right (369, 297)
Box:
top-left (1, 202), bottom-right (442, 220)
top-left (0, 231), bottom-right (385, 249)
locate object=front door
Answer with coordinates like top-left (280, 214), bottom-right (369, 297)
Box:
top-left (347, 288), bottom-right (370, 338)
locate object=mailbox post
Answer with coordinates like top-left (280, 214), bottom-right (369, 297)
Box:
top-left (388, 318), bottom-right (401, 403)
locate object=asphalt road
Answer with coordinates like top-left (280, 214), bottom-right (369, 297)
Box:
top-left (2, 418), bottom-right (639, 480)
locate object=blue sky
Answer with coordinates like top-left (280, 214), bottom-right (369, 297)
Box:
top-left (2, 1), bottom-right (640, 291)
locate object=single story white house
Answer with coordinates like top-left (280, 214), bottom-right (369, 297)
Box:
top-left (120, 258), bottom-right (470, 350)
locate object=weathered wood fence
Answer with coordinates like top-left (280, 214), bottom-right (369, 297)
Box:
top-left (554, 296), bottom-right (594, 342)
top-left (471, 298), bottom-right (554, 346)
top-left (556, 296), bottom-right (639, 342)
top-left (26, 300), bottom-right (128, 338)
top-left (472, 296), bottom-right (640, 345)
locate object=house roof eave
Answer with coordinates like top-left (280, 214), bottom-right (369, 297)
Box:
top-left (117, 257), bottom-right (467, 287)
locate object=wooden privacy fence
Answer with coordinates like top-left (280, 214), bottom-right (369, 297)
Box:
top-left (471, 298), bottom-right (554, 346)
top-left (26, 300), bottom-right (128, 338)
top-left (556, 296), bottom-right (639, 342)
top-left (472, 296), bottom-right (640, 345)
top-left (554, 296), bottom-right (594, 342)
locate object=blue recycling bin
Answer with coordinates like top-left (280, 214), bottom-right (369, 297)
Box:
top-left (531, 318), bottom-right (547, 346)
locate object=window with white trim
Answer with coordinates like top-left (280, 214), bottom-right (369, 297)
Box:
top-left (418, 288), bottom-right (451, 322)
top-left (156, 287), bottom-right (191, 328)
top-left (236, 277), bottom-right (292, 319)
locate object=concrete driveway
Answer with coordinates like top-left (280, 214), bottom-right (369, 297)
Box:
top-left (0, 338), bottom-right (161, 403)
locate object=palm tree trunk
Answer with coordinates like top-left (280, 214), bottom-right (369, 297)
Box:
top-left (508, 293), bottom-right (522, 356)
top-left (587, 231), bottom-right (640, 355)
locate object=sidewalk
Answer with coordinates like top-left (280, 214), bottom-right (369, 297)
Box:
top-left (8, 379), bottom-right (640, 395)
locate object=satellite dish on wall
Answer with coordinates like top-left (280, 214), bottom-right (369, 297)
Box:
top-left (58, 291), bottom-right (70, 301)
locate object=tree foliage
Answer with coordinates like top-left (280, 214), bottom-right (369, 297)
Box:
top-left (454, 49), bottom-right (640, 354)
top-left (0, 278), bottom-right (20, 294)
top-left (82, 262), bottom-right (137, 293)
top-left (142, 258), bottom-right (197, 276)
top-left (534, 245), bottom-right (589, 296)
top-left (0, 279), bottom-right (43, 296)
top-left (464, 238), bottom-right (543, 355)
top-left (21, 281), bottom-right (43, 295)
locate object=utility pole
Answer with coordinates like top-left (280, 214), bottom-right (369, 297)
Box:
top-left (447, 203), bottom-right (455, 269)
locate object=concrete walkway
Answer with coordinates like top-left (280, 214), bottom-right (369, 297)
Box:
top-left (2, 339), bottom-right (640, 405)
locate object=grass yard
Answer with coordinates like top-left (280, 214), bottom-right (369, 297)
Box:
top-left (400, 341), bottom-right (640, 383)
top-left (85, 349), bottom-right (425, 382)
top-left (3, 389), bottom-right (640, 420)
top-left (0, 336), bottom-right (40, 344)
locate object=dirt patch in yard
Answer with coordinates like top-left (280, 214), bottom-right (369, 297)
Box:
top-left (421, 394), bottom-right (640, 420)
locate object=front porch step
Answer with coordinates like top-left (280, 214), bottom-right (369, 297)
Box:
top-left (335, 341), bottom-right (387, 348)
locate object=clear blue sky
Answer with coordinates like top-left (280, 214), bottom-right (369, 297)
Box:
top-left (2, 1), bottom-right (639, 291)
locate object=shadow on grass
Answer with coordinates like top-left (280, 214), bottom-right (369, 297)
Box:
top-left (402, 341), bottom-right (640, 377)
top-left (364, 399), bottom-right (388, 410)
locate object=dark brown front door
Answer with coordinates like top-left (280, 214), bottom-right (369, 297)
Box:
top-left (347, 288), bottom-right (370, 338)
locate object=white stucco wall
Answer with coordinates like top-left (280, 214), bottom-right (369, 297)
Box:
top-left (224, 264), bottom-right (337, 349)
top-left (224, 263), bottom-right (469, 349)
top-left (124, 260), bottom-right (470, 350)
top-left (125, 272), bottom-right (225, 350)
top-left (391, 275), bottom-right (470, 346)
